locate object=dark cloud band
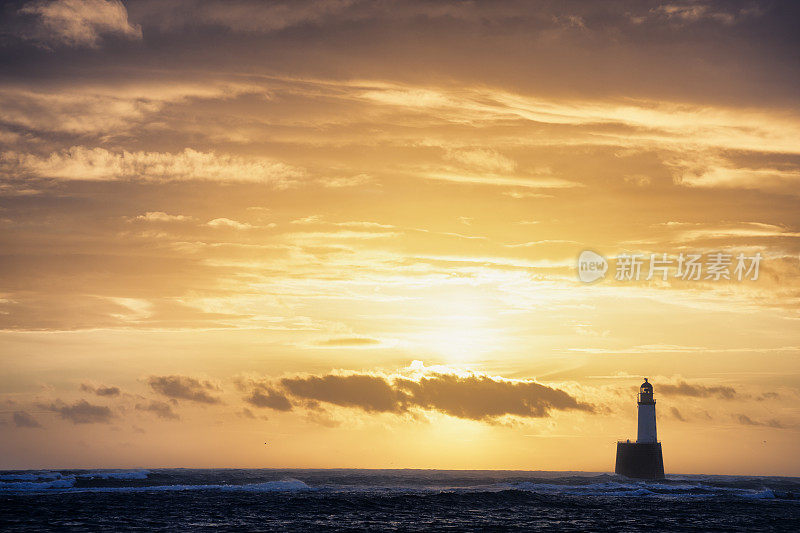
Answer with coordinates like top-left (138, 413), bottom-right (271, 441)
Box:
top-left (244, 371), bottom-right (593, 422)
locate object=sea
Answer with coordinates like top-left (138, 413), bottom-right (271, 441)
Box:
top-left (1, 469), bottom-right (799, 531)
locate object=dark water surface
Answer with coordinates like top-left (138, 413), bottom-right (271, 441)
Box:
top-left (1, 469), bottom-right (799, 531)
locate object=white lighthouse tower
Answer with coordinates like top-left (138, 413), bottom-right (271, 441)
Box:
top-left (637, 378), bottom-right (657, 443)
top-left (614, 378), bottom-right (665, 479)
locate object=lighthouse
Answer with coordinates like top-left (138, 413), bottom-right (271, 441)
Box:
top-left (615, 378), bottom-right (665, 479)
top-left (637, 378), bottom-right (657, 443)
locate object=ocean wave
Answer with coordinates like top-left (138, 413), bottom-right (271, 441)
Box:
top-left (739, 488), bottom-right (776, 499)
top-left (0, 471), bottom-right (794, 501)
top-left (0, 469), bottom-right (149, 482)
top-left (0, 471), bottom-right (68, 482)
top-left (497, 480), bottom-right (782, 500)
top-left (0, 478), bottom-right (76, 491)
top-left (112, 479), bottom-right (313, 493)
top-left (77, 470), bottom-right (150, 480)
top-left (0, 470), bottom-right (149, 492)
top-left (0, 476), bottom-right (312, 494)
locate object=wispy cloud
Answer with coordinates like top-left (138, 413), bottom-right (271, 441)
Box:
top-left (0, 82), bottom-right (265, 135)
top-left (148, 375), bottom-right (221, 404)
top-left (80, 383), bottom-right (121, 397)
top-left (13, 411), bottom-right (42, 428)
top-left (206, 218), bottom-right (254, 230)
top-left (135, 400), bottom-right (180, 420)
top-left (1, 147), bottom-right (302, 185)
top-left (660, 380), bottom-right (737, 400)
top-left (19, 0), bottom-right (142, 48)
top-left (650, 3), bottom-right (758, 25)
top-left (735, 413), bottom-right (785, 428)
top-left (45, 399), bottom-right (114, 424)
top-left (445, 148), bottom-right (516, 173)
top-left (133, 212), bottom-right (193, 223)
top-left (316, 337), bottom-right (381, 347)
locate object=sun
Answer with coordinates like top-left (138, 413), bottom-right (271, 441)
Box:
top-left (410, 291), bottom-right (503, 363)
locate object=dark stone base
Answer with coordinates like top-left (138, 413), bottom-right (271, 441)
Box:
top-left (615, 442), bottom-right (665, 479)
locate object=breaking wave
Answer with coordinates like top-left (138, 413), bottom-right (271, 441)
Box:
top-left (3, 470), bottom-right (797, 531)
top-left (0, 469), bottom-right (796, 501)
top-left (497, 480), bottom-right (781, 500)
top-left (0, 470), bottom-right (312, 494)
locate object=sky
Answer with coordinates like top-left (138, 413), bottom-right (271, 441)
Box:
top-left (0, 0), bottom-right (799, 474)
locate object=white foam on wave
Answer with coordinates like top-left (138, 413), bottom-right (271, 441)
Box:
top-left (504, 481), bottom-right (641, 495)
top-left (0, 478), bottom-right (76, 491)
top-left (83, 478), bottom-right (312, 493)
top-left (739, 488), bottom-right (775, 499)
top-left (0, 471), bottom-right (66, 482)
top-left (78, 470), bottom-right (150, 480)
top-left (0, 472), bottom-right (785, 500)
top-left (498, 480), bottom-right (778, 500)
top-left (0, 477), bottom-right (312, 494)
top-left (0, 470), bottom-right (148, 492)
top-left (224, 479), bottom-right (311, 492)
